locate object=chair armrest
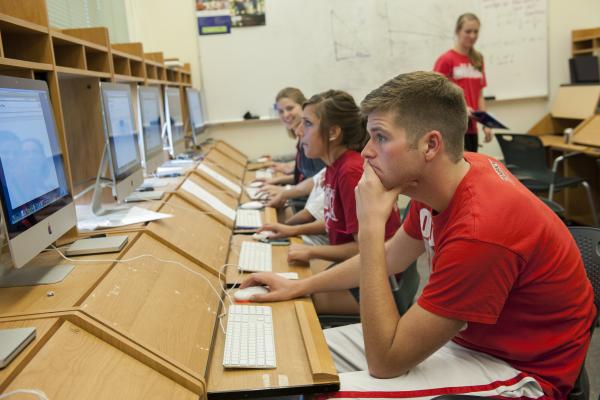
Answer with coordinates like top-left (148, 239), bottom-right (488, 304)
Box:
top-left (551, 152), bottom-right (580, 174)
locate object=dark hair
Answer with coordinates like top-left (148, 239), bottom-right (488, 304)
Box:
top-left (361, 71), bottom-right (467, 163)
top-left (303, 90), bottom-right (368, 152)
top-left (275, 87), bottom-right (306, 138)
top-left (456, 13), bottom-right (483, 71)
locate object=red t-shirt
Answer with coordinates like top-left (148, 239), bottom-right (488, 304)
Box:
top-left (403, 153), bottom-right (595, 399)
top-left (434, 49), bottom-right (486, 134)
top-left (323, 150), bottom-right (400, 245)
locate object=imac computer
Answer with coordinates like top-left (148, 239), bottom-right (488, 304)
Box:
top-left (185, 87), bottom-right (207, 146)
top-left (0, 76), bottom-right (77, 287)
top-left (137, 86), bottom-right (165, 175)
top-left (91, 82), bottom-right (143, 215)
top-left (165, 86), bottom-right (186, 157)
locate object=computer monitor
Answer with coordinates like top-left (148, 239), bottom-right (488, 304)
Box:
top-left (185, 87), bottom-right (206, 146)
top-left (569, 55), bottom-right (600, 84)
top-left (95, 82), bottom-right (143, 210)
top-left (165, 86), bottom-right (186, 157)
top-left (0, 76), bottom-right (76, 286)
top-left (137, 86), bottom-right (165, 174)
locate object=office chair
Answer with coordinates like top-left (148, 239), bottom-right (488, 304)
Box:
top-left (495, 133), bottom-right (598, 226)
top-left (431, 227), bottom-right (600, 400)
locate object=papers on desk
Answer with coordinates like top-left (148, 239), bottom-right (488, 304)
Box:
top-left (471, 111), bottom-right (509, 129)
top-left (197, 163), bottom-right (242, 194)
top-left (181, 179), bottom-right (236, 221)
top-left (142, 177), bottom-right (179, 188)
top-left (76, 205), bottom-right (173, 231)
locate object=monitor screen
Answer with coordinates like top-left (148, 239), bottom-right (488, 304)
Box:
top-left (100, 83), bottom-right (142, 181)
top-left (186, 88), bottom-right (204, 129)
top-left (0, 78), bottom-right (72, 243)
top-left (166, 87), bottom-right (184, 144)
top-left (138, 86), bottom-right (163, 159)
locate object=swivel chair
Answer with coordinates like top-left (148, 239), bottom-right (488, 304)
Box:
top-left (495, 133), bottom-right (597, 226)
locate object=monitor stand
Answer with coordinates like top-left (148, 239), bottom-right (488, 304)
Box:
top-left (0, 228), bottom-right (74, 288)
top-left (91, 143), bottom-right (119, 217)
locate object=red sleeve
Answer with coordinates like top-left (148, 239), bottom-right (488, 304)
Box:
top-left (417, 240), bottom-right (521, 324)
top-left (433, 53), bottom-right (452, 77)
top-left (402, 201), bottom-right (423, 240)
top-left (337, 169), bottom-right (361, 236)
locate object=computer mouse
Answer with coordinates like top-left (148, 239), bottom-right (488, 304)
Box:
top-left (241, 201), bottom-right (264, 210)
top-left (252, 230), bottom-right (274, 241)
top-left (248, 181), bottom-right (263, 188)
top-left (233, 286), bottom-right (269, 302)
top-left (257, 157), bottom-right (269, 163)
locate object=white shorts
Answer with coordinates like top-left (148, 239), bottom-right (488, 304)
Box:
top-left (321, 324), bottom-right (545, 399)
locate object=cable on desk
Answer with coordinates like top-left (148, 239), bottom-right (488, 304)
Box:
top-left (48, 245), bottom-right (229, 333)
top-left (0, 389), bottom-right (49, 400)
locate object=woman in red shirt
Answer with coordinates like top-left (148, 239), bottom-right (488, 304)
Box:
top-left (434, 13), bottom-right (492, 152)
top-left (262, 90), bottom-right (401, 313)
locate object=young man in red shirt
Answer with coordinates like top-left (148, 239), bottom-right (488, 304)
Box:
top-left (242, 72), bottom-right (595, 399)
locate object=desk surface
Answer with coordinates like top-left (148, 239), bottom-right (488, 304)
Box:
top-left (0, 143), bottom-right (339, 399)
top-left (540, 134), bottom-right (600, 156)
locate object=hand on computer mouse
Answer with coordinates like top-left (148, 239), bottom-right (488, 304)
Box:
top-left (259, 223), bottom-right (293, 239)
top-left (233, 286), bottom-right (269, 302)
top-left (239, 273), bottom-right (300, 302)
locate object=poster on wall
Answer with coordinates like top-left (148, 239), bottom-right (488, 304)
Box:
top-left (231, 0), bottom-right (265, 27)
top-left (196, 0), bottom-right (232, 35)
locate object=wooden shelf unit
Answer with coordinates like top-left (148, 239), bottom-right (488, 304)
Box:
top-left (144, 51), bottom-right (168, 85)
top-left (51, 29), bottom-right (111, 78)
top-left (572, 27), bottom-right (600, 56)
top-left (0, 12), bottom-right (53, 73)
top-left (112, 42), bottom-right (146, 83)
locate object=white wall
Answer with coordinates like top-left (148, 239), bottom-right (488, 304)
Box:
top-left (126, 0), bottom-right (600, 159)
top-left (125, 0), bottom-right (202, 88)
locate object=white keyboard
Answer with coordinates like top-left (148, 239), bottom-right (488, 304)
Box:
top-left (255, 169), bottom-right (273, 180)
top-left (238, 241), bottom-right (272, 272)
top-left (223, 305), bottom-right (276, 369)
top-left (235, 209), bottom-right (262, 229)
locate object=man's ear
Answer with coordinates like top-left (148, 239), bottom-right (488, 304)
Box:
top-left (422, 130), bottom-right (442, 161)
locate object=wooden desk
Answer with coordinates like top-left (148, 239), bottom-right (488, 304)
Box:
top-left (0, 232), bottom-right (139, 317)
top-left (225, 236), bottom-right (310, 286)
top-left (540, 134), bottom-right (600, 226)
top-left (207, 299), bottom-right (338, 398)
top-left (205, 150), bottom-right (245, 181)
top-left (215, 140), bottom-right (248, 166)
top-left (0, 312), bottom-right (202, 399)
top-left (147, 193), bottom-right (232, 273)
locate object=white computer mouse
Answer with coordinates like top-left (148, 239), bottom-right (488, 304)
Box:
top-left (248, 181), bottom-right (263, 188)
top-left (240, 201), bottom-right (264, 210)
top-left (252, 230), bottom-right (274, 241)
top-left (233, 286), bottom-right (269, 302)
top-left (257, 157), bottom-right (269, 163)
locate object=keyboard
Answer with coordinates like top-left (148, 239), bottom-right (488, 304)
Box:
top-left (125, 190), bottom-right (164, 202)
top-left (238, 241), bottom-right (272, 272)
top-left (255, 169), bottom-right (273, 180)
top-left (223, 305), bottom-right (276, 369)
top-left (235, 209), bottom-right (262, 229)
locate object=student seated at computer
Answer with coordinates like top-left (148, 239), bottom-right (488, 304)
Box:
top-left (254, 88), bottom-right (324, 197)
top-left (263, 90), bottom-right (402, 314)
top-left (241, 72), bottom-right (595, 399)
top-left (266, 167), bottom-right (328, 246)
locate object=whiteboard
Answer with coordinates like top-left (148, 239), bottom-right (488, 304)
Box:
top-left (198, 0), bottom-right (548, 121)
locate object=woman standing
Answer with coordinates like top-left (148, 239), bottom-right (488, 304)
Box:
top-left (434, 13), bottom-right (492, 152)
